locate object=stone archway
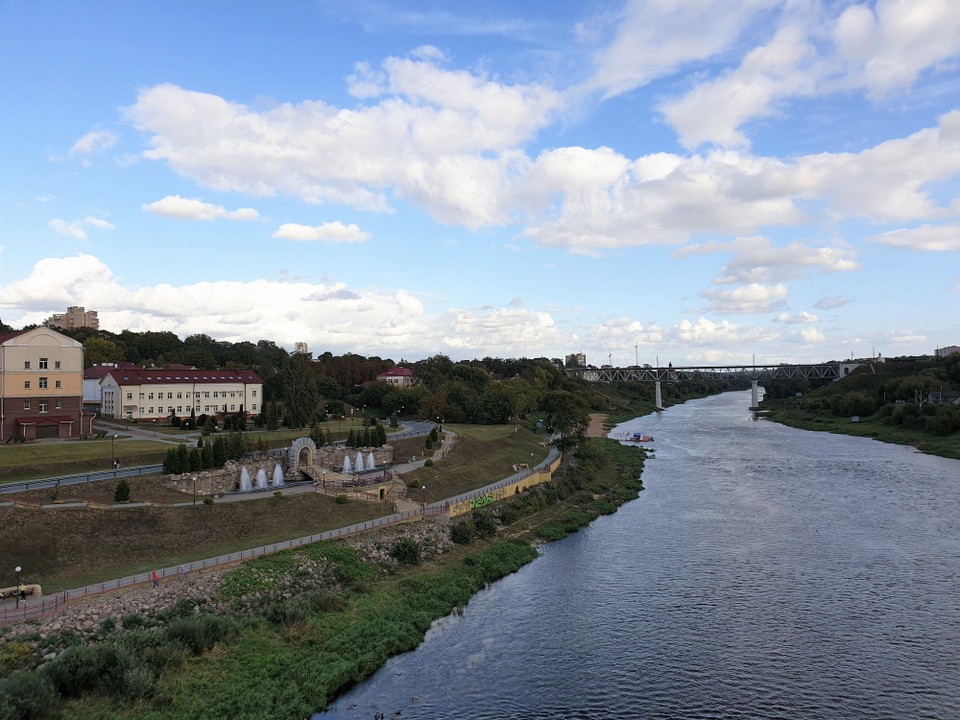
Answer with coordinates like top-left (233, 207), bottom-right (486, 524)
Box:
top-left (287, 437), bottom-right (318, 475)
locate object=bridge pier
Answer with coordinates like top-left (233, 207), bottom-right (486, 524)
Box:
top-left (750, 379), bottom-right (760, 410)
top-left (655, 381), bottom-right (664, 411)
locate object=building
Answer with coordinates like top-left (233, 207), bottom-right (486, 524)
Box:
top-left (565, 353), bottom-right (587, 368)
top-left (935, 345), bottom-right (960, 358)
top-left (376, 367), bottom-right (415, 387)
top-left (0, 327), bottom-right (94, 441)
top-left (294, 342), bottom-right (309, 354)
top-left (100, 368), bottom-right (264, 422)
top-left (83, 362), bottom-right (137, 411)
top-left (44, 305), bottom-right (99, 331)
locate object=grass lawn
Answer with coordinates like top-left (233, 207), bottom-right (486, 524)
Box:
top-left (406, 424), bottom-right (550, 503)
top-left (0, 438), bottom-right (170, 484)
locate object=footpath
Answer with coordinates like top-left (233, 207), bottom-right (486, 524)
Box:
top-left (1, 431), bottom-right (560, 628)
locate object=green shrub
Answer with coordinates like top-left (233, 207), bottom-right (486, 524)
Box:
top-left (162, 614), bottom-right (234, 655)
top-left (335, 494), bottom-right (348, 504)
top-left (113, 478), bottom-right (130, 503)
top-left (424, 458), bottom-right (434, 467)
top-left (450, 521), bottom-right (474, 545)
top-left (202, 495), bottom-right (214, 505)
top-left (0, 670), bottom-right (60, 719)
top-left (471, 510), bottom-right (498, 538)
top-left (390, 538), bottom-right (421, 565)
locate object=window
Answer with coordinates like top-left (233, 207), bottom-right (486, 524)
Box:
top-left (23, 401), bottom-right (30, 410)
top-left (148, 407), bottom-right (154, 414)
top-left (23, 361), bottom-right (30, 370)
top-left (177, 406), bottom-right (182, 413)
top-left (55, 400), bottom-right (62, 409)
top-left (167, 392), bottom-right (173, 399)
top-left (23, 381), bottom-right (30, 389)
top-left (230, 404), bottom-right (236, 411)
top-left (55, 380), bottom-right (61, 389)
top-left (177, 392), bottom-right (182, 399)
top-left (252, 390), bottom-right (257, 397)
top-left (204, 391), bottom-right (210, 398)
top-left (139, 393), bottom-right (145, 400)
top-left (55, 360), bottom-right (61, 369)
top-left (194, 392), bottom-right (200, 398)
top-left (126, 393), bottom-right (133, 400)
top-left (39, 358), bottom-right (48, 369)
top-left (252, 403), bottom-right (257, 411)
top-left (39, 377), bottom-right (48, 389)
top-left (148, 393), bottom-right (154, 400)
top-left (204, 405), bottom-right (210, 412)
top-left (39, 402), bottom-right (48, 413)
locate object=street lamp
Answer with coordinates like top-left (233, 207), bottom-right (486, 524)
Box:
top-left (111, 434), bottom-right (117, 470)
top-left (420, 485), bottom-right (426, 517)
top-left (15, 566), bottom-right (22, 609)
top-left (192, 476), bottom-right (197, 506)
top-left (321, 468), bottom-right (326, 491)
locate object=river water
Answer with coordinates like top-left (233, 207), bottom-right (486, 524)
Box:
top-left (318, 391), bottom-right (960, 719)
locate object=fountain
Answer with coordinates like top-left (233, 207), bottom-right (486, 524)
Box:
top-left (272, 463), bottom-right (285, 487)
top-left (255, 467), bottom-right (268, 490)
top-left (367, 451), bottom-right (375, 470)
top-left (239, 466), bottom-right (252, 492)
top-left (342, 455), bottom-right (352, 473)
top-left (355, 452), bottom-right (364, 472)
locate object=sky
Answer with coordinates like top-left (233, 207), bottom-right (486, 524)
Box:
top-left (1, 0), bottom-right (958, 367)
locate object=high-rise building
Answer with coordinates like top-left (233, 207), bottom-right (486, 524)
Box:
top-left (935, 345), bottom-right (960, 358)
top-left (294, 342), bottom-right (309, 354)
top-left (565, 353), bottom-right (587, 367)
top-left (44, 305), bottom-right (99, 331)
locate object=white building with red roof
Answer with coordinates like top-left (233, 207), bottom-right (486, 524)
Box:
top-left (100, 368), bottom-right (263, 421)
top-left (376, 367), bottom-right (415, 387)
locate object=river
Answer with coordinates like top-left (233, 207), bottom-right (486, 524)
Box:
top-left (317, 391), bottom-right (960, 719)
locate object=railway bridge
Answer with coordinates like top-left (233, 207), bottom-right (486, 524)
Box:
top-left (566, 362), bottom-right (859, 410)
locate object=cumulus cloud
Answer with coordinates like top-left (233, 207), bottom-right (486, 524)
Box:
top-left (273, 222), bottom-right (371, 243)
top-left (141, 195), bottom-right (260, 221)
top-left (48, 216), bottom-right (115, 240)
top-left (775, 311), bottom-right (819, 324)
top-left (701, 283), bottom-right (789, 314)
top-left (867, 224), bottom-right (960, 251)
top-left (69, 127), bottom-right (118, 156)
top-left (814, 295), bottom-right (849, 310)
top-left (673, 316), bottom-right (779, 345)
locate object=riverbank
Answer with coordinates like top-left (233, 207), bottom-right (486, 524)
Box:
top-left (0, 438), bottom-right (646, 719)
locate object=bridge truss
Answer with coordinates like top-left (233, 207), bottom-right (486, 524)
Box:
top-left (568, 364), bottom-right (845, 384)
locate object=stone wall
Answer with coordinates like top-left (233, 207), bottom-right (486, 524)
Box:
top-left (164, 458), bottom-right (287, 496)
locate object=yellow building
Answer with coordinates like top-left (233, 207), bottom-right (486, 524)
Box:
top-left (0, 327), bottom-right (93, 441)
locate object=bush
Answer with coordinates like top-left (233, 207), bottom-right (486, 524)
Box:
top-left (390, 538), bottom-right (421, 565)
top-left (335, 494), bottom-right (348, 504)
top-left (0, 670), bottom-right (60, 719)
top-left (450, 521), bottom-right (474, 545)
top-left (471, 510), bottom-right (498, 538)
top-left (424, 458), bottom-right (434, 467)
top-left (203, 495), bottom-right (214, 505)
top-left (162, 615), bottom-right (234, 655)
top-left (113, 479), bottom-right (130, 503)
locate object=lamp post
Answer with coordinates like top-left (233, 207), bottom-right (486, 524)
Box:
top-left (420, 485), bottom-right (426, 517)
top-left (321, 468), bottom-right (326, 491)
top-left (111, 434), bottom-right (117, 470)
top-left (15, 565), bottom-right (21, 609)
top-left (192, 476), bottom-right (197, 506)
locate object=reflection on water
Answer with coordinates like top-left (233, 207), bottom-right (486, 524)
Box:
top-left (318, 391), bottom-right (960, 720)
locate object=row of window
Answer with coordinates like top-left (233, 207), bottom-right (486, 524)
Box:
top-left (22, 400), bottom-right (62, 412)
top-left (138, 404), bottom-right (258, 415)
top-left (23, 358), bottom-right (62, 370)
top-left (124, 390), bottom-right (257, 400)
top-left (23, 378), bottom-right (62, 390)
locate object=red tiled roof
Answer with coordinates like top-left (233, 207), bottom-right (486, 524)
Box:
top-left (104, 369), bottom-right (263, 386)
top-left (0, 329), bottom-right (29, 344)
top-left (377, 367), bottom-right (414, 378)
top-left (84, 362), bottom-right (137, 380)
top-left (16, 415), bottom-right (75, 425)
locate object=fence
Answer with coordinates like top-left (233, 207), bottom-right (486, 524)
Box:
top-left (1, 440), bottom-right (559, 626)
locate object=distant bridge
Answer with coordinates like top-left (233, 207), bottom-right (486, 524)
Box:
top-left (567, 362), bottom-right (858, 410)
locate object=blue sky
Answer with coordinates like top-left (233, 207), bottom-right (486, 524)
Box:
top-left (1, 0), bottom-right (958, 365)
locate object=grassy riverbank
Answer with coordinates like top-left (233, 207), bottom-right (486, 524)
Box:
top-left (0, 438), bottom-right (646, 720)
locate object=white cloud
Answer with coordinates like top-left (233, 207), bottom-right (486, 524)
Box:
top-left (867, 224), bottom-right (960, 251)
top-left (814, 295), bottom-right (849, 310)
top-left (672, 316), bottom-right (779, 345)
top-left (36, 194), bottom-right (55, 203)
top-left (798, 327), bottom-right (825, 342)
top-left (141, 195), bottom-right (260, 221)
top-left (69, 127), bottom-right (118, 156)
top-left (272, 222), bottom-right (371, 243)
top-left (775, 311), bottom-right (819, 324)
top-left (440, 304), bottom-right (570, 357)
top-left (701, 283), bottom-right (789, 314)
top-left (586, 0), bottom-right (777, 98)
top-left (48, 216), bottom-right (115, 240)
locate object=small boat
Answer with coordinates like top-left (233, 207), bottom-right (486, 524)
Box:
top-left (626, 432), bottom-right (654, 443)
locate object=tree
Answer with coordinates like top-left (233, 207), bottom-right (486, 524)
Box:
top-left (282, 353), bottom-right (319, 428)
top-left (541, 390), bottom-right (590, 450)
top-left (113, 479), bottom-right (130, 503)
top-left (310, 422), bottom-right (325, 447)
